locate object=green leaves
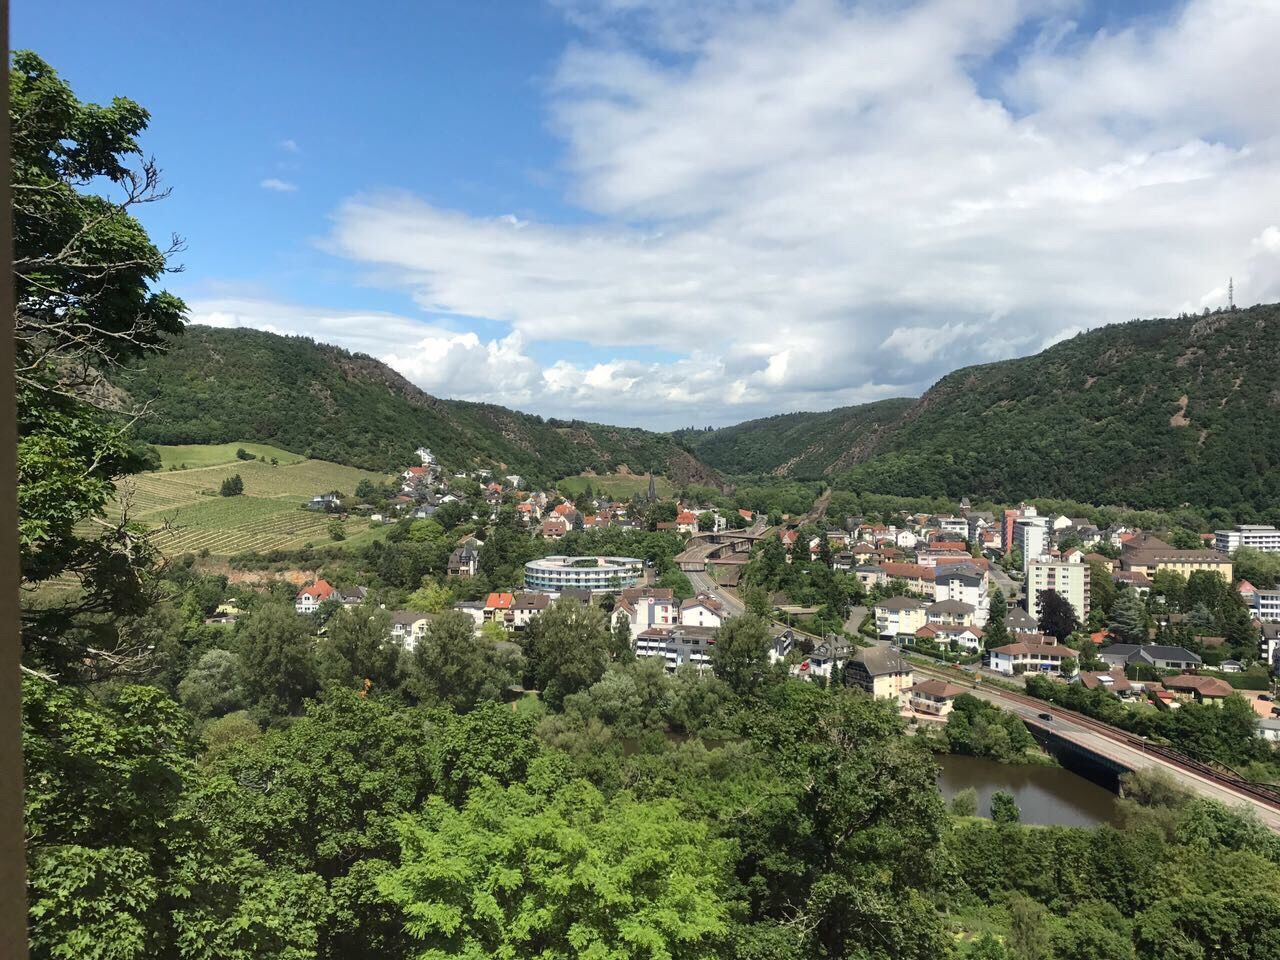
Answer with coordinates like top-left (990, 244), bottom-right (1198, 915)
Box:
top-left (380, 779), bottom-right (734, 960)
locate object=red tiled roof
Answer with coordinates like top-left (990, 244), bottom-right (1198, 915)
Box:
top-left (297, 578), bottom-right (335, 601)
top-left (738, 509), bottom-right (754, 519)
top-left (677, 511), bottom-right (697, 524)
top-left (486, 592), bottom-right (514, 609)
top-left (880, 562), bottom-right (935, 581)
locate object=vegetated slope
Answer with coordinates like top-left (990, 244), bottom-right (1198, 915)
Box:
top-left (118, 326), bottom-right (720, 486)
top-left (682, 398), bottom-right (915, 477)
top-left (834, 303), bottom-right (1280, 515)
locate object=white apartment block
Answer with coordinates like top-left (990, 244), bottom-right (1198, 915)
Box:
top-left (1014, 517), bottom-right (1050, 573)
top-left (1216, 525), bottom-right (1280, 554)
top-left (1026, 554), bottom-right (1091, 623)
top-left (1247, 586), bottom-right (1280, 623)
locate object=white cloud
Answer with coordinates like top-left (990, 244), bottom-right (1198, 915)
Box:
top-left (259, 178), bottom-right (298, 193)
top-left (230, 0), bottom-right (1280, 427)
top-left (280, 138), bottom-right (300, 153)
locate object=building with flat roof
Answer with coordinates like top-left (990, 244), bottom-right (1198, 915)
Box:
top-left (1215, 525), bottom-right (1280, 554)
top-left (524, 555), bottom-right (644, 593)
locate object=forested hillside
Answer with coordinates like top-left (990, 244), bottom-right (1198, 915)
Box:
top-left (836, 303), bottom-right (1280, 516)
top-left (680, 398), bottom-right (915, 476)
top-left (690, 303), bottom-right (1280, 518)
top-left (117, 326), bottom-right (719, 486)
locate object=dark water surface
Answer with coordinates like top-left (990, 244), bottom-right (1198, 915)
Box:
top-left (936, 753), bottom-right (1120, 827)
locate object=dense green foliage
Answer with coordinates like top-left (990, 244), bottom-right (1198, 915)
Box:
top-left (942, 695), bottom-right (1039, 763)
top-left (120, 325), bottom-right (719, 485)
top-left (14, 51), bottom-right (185, 675)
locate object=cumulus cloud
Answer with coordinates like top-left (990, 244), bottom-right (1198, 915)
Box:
top-left (236, 0), bottom-right (1280, 427)
top-left (259, 178), bottom-right (298, 193)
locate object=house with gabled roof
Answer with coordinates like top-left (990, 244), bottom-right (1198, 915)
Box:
top-left (295, 579), bottom-right (336, 614)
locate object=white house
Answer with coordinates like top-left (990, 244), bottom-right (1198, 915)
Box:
top-left (615, 587), bottom-right (678, 638)
top-left (874, 596), bottom-right (928, 637)
top-left (680, 593), bottom-right (724, 629)
top-left (295, 579), bottom-right (336, 615)
top-left (987, 635), bottom-right (1069, 674)
top-left (934, 563), bottom-right (989, 626)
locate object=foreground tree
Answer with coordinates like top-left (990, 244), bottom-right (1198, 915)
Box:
top-left (405, 609), bottom-right (521, 712)
top-left (1036, 588), bottom-right (1078, 641)
top-left (15, 51), bottom-right (186, 677)
top-left (521, 598), bottom-right (610, 709)
top-left (711, 614), bottom-right (776, 697)
top-left (381, 777), bottom-right (733, 959)
top-left (24, 678), bottom-right (324, 960)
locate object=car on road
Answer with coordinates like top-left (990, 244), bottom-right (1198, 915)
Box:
top-left (1037, 712), bottom-right (1053, 722)
top-left (1260, 694), bottom-right (1274, 702)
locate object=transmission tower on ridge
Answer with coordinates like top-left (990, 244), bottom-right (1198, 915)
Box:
top-left (1228, 277), bottom-right (1235, 310)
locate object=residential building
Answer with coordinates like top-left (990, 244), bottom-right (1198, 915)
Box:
top-left (540, 516), bottom-right (569, 540)
top-left (1014, 516), bottom-right (1050, 572)
top-left (483, 592), bottom-right (515, 623)
top-left (680, 593), bottom-right (724, 629)
top-left (675, 510), bottom-right (699, 534)
top-left (874, 596), bottom-right (929, 637)
top-left (914, 623), bottom-right (984, 652)
top-left (933, 563), bottom-right (989, 625)
top-left (634, 625), bottom-right (718, 673)
top-left (926, 599), bottom-right (975, 626)
top-left (295, 579), bottom-right (336, 614)
top-left (1074, 668), bottom-right (1137, 698)
top-left (798, 635), bottom-right (855, 681)
top-left (523, 555), bottom-right (644, 593)
top-left (1162, 674), bottom-right (1234, 705)
top-left (615, 587), bottom-right (678, 638)
top-left (389, 610), bottom-right (433, 651)
top-left (879, 562), bottom-right (936, 595)
top-left (1026, 553), bottom-right (1091, 623)
top-left (452, 600), bottom-right (485, 629)
top-left (338, 586), bottom-right (369, 607)
top-left (1119, 534), bottom-right (1232, 581)
top-left (988, 635), bottom-right (1069, 674)
top-left (1215, 524), bottom-right (1280, 554)
top-left (845, 647), bottom-right (914, 701)
top-left (905, 679), bottom-right (967, 719)
top-left (506, 593), bottom-right (550, 630)
top-left (1261, 622), bottom-right (1280, 668)
top-left (1241, 581), bottom-right (1280, 622)
top-left (1005, 606), bottom-right (1040, 636)
top-left (1097, 643), bottom-right (1202, 672)
top-left (447, 546), bottom-right (479, 578)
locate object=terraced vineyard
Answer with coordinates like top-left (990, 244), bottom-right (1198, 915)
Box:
top-left (113, 450), bottom-right (391, 557)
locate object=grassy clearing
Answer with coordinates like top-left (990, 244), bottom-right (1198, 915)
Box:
top-left (111, 445), bottom-right (391, 557)
top-left (153, 441), bottom-right (307, 470)
top-left (557, 473), bottom-right (673, 500)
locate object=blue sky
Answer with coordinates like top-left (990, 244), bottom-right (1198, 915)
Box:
top-left (16, 1), bottom-right (1280, 428)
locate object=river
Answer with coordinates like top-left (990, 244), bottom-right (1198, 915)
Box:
top-left (936, 753), bottom-right (1121, 827)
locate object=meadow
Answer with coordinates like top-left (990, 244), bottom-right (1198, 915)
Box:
top-left (152, 441), bottom-right (308, 470)
top-left (115, 448), bottom-right (391, 557)
top-left (557, 473), bottom-right (674, 500)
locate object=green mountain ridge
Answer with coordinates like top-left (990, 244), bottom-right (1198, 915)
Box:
top-left (117, 326), bottom-right (721, 488)
top-left (688, 302), bottom-right (1280, 518)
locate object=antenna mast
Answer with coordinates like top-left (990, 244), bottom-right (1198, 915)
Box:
top-left (1228, 277), bottom-right (1235, 310)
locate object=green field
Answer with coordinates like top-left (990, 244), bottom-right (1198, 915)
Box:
top-left (153, 441), bottom-right (308, 470)
top-left (113, 449), bottom-right (391, 557)
top-left (557, 473), bottom-right (674, 500)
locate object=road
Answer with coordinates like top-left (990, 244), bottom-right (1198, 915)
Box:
top-left (988, 560), bottom-right (1021, 605)
top-left (686, 567), bottom-right (1280, 831)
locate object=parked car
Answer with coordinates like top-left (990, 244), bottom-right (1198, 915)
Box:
top-left (1260, 694), bottom-right (1274, 702)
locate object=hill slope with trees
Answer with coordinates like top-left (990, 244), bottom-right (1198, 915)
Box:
top-left (679, 397), bottom-right (915, 477)
top-left (117, 325), bottom-right (720, 486)
top-left (691, 303), bottom-right (1280, 517)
